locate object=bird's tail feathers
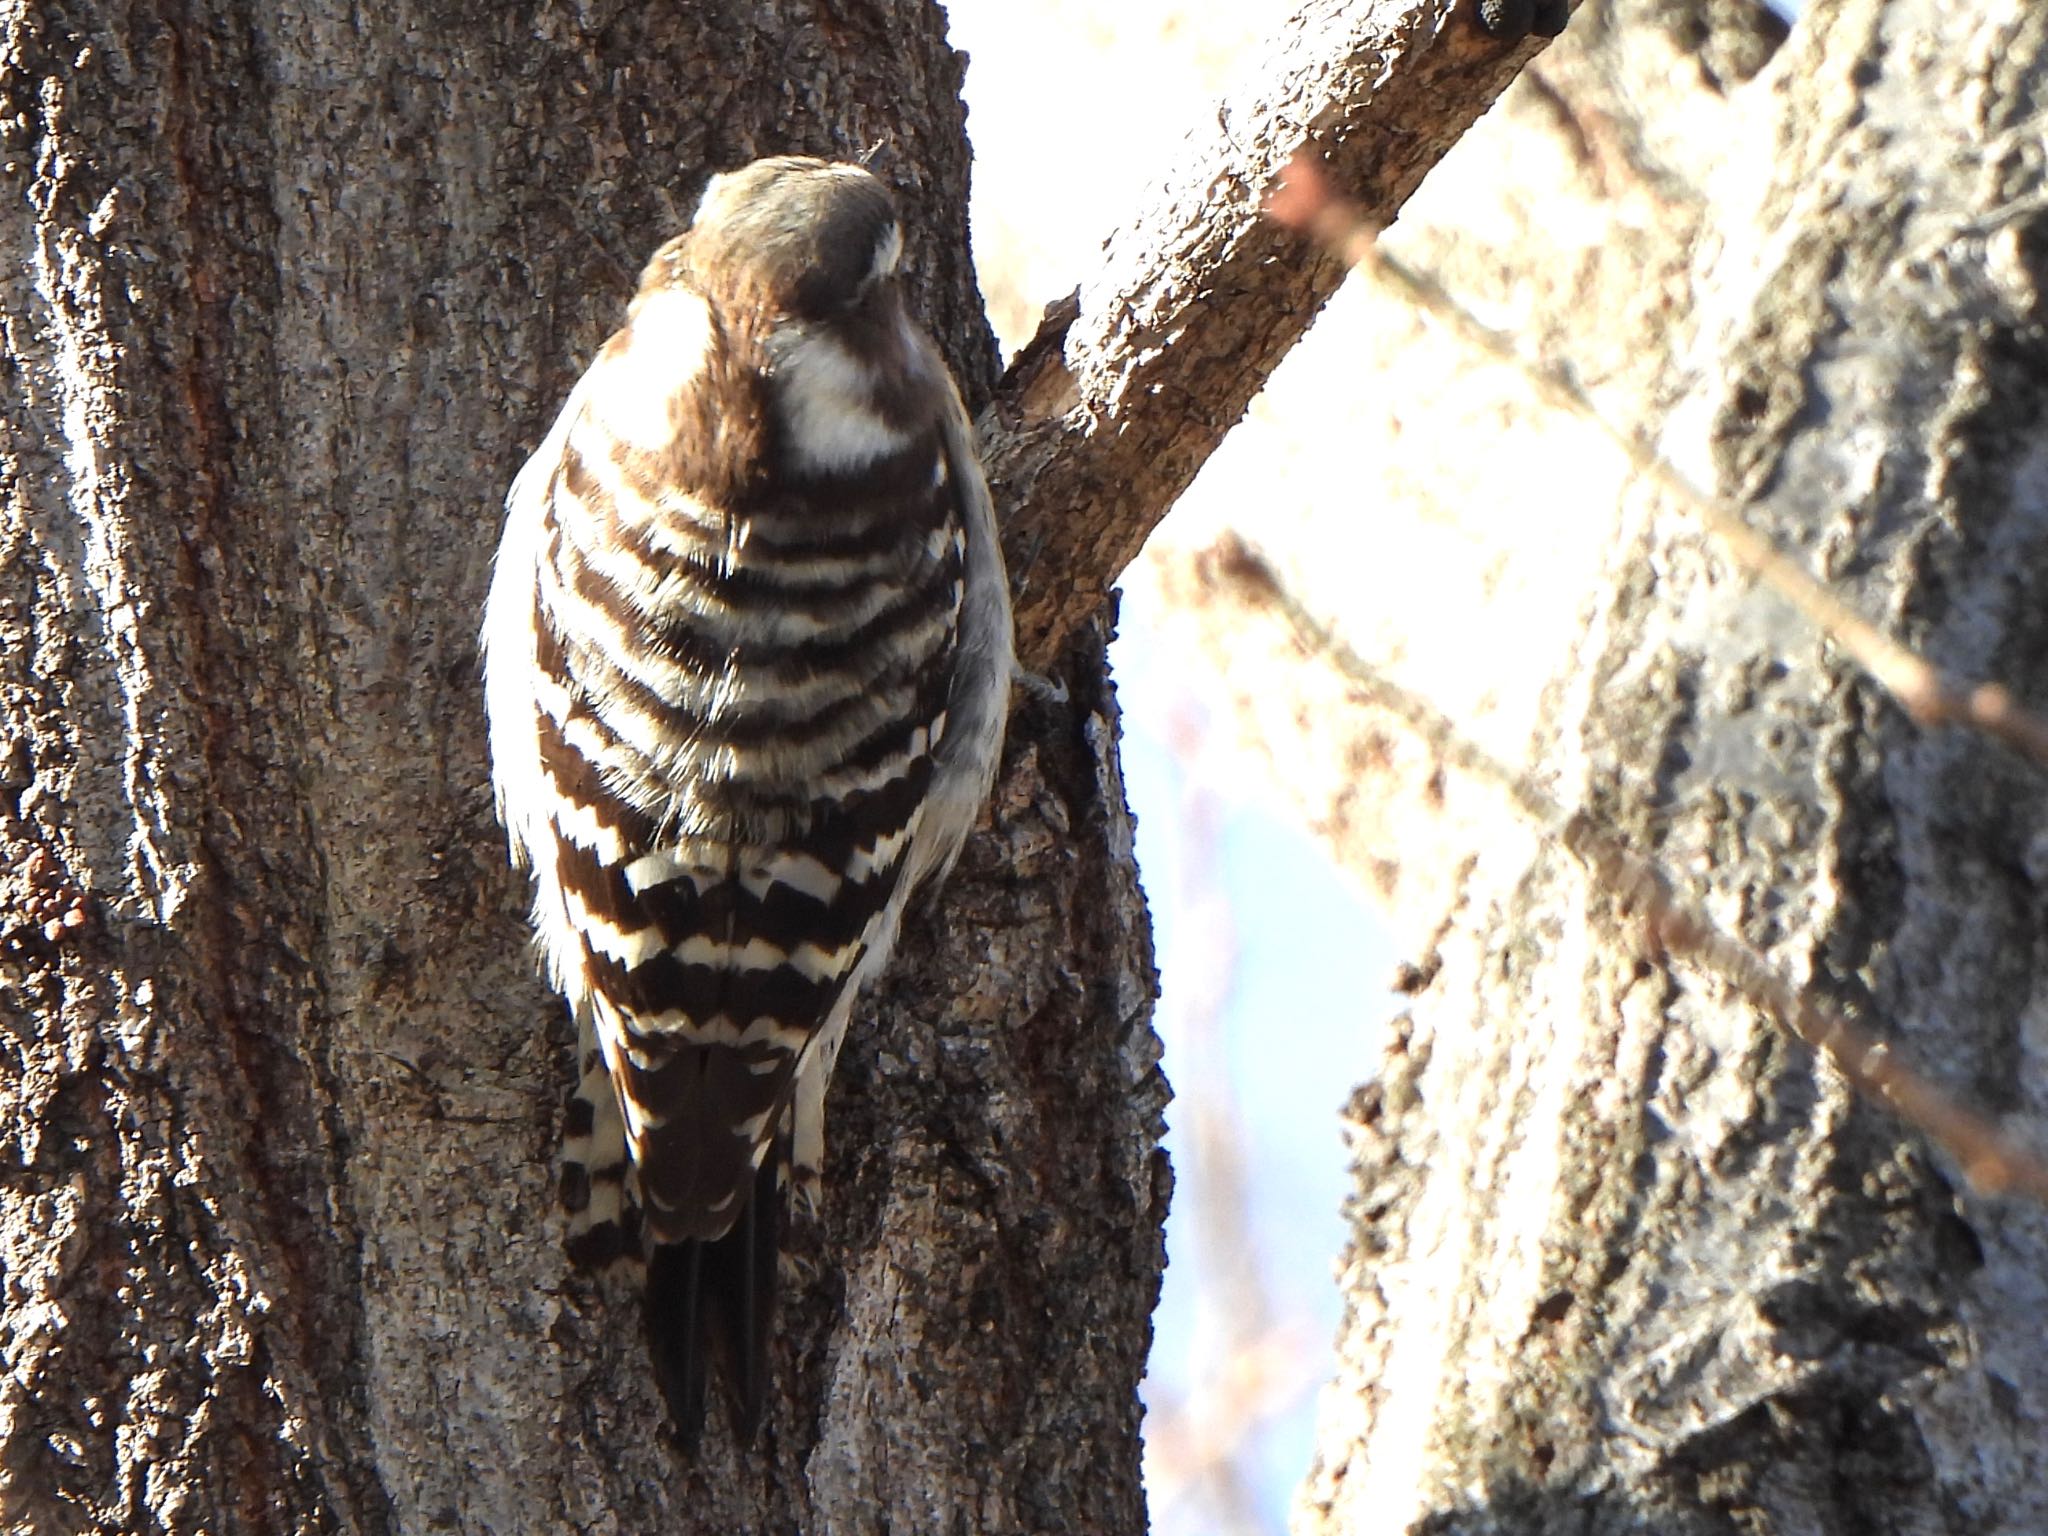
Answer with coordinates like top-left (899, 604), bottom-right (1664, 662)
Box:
top-left (644, 1156), bottom-right (782, 1447)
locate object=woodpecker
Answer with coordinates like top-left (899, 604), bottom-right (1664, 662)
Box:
top-left (481, 156), bottom-right (1013, 1441)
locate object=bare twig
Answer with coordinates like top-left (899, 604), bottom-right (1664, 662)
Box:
top-left (1205, 533), bottom-right (2048, 1204)
top-left (1264, 151), bottom-right (2048, 769)
top-left (1146, 695), bottom-right (1284, 1536)
top-left (1144, 1322), bottom-right (1322, 1535)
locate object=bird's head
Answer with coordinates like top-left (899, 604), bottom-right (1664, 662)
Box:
top-left (662, 156), bottom-right (906, 325)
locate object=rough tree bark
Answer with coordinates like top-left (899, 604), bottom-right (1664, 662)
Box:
top-left (1151, 0), bottom-right (2048, 1530)
top-left (0, 2), bottom-right (1555, 1533)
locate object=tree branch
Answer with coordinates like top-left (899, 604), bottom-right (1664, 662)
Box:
top-left (981, 0), bottom-right (1562, 667)
top-left (1268, 151), bottom-right (2048, 771)
top-left (1207, 532), bottom-right (2048, 1204)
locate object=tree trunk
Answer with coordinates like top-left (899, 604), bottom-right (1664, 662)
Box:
top-left (0, 5), bottom-right (1163, 1532)
top-left (1236, 0), bottom-right (2048, 1529)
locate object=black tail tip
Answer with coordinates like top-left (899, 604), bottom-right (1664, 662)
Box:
top-left (646, 1241), bottom-right (709, 1447)
top-left (643, 1164), bottom-right (781, 1451)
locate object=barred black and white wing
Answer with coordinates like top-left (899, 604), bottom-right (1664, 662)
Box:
top-left (482, 156), bottom-right (1012, 1444)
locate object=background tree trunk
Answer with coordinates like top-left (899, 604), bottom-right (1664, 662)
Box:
top-left (1140, 0), bottom-right (2048, 1529)
top-left (0, 5), bottom-right (1164, 1532)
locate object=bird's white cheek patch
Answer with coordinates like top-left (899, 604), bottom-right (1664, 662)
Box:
top-left (588, 287), bottom-right (715, 454)
top-left (868, 221), bottom-right (904, 281)
top-left (774, 333), bottom-right (913, 472)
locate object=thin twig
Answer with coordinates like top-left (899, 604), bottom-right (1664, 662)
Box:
top-left (1144, 1323), bottom-right (1322, 1533)
top-left (1153, 696), bottom-right (1284, 1536)
top-left (1265, 152), bottom-right (2048, 769)
top-left (1205, 533), bottom-right (2048, 1205)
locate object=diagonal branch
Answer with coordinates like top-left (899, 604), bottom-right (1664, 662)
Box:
top-left (977, 0), bottom-right (1563, 668)
top-left (1208, 533), bottom-right (2048, 1205)
top-left (1265, 150), bottom-right (2048, 771)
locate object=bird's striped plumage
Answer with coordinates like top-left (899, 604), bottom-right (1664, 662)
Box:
top-left (482, 158), bottom-right (1012, 1439)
